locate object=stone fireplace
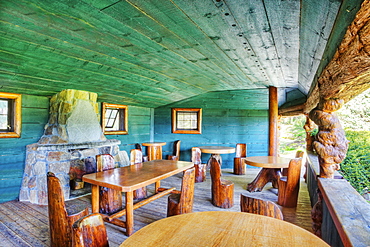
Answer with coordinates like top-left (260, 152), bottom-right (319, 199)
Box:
top-left (19, 89), bottom-right (128, 205)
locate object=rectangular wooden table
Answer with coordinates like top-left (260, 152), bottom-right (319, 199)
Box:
top-left (82, 160), bottom-right (194, 236)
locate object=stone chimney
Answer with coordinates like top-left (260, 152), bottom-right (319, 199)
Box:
top-left (39, 89), bottom-right (106, 144)
top-left (19, 89), bottom-right (126, 205)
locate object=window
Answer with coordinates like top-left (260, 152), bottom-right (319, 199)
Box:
top-left (172, 108), bottom-right (202, 134)
top-left (102, 103), bottom-right (128, 135)
top-left (0, 92), bottom-right (21, 138)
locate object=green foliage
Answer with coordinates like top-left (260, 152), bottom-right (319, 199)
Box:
top-left (337, 89), bottom-right (370, 131)
top-left (339, 130), bottom-right (370, 197)
top-left (279, 115), bottom-right (307, 154)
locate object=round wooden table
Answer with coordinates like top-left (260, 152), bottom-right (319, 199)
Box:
top-left (142, 142), bottom-right (166, 161)
top-left (244, 156), bottom-right (292, 192)
top-left (120, 211), bottom-right (329, 247)
top-left (197, 146), bottom-right (235, 167)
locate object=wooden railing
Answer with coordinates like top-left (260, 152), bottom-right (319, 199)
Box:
top-left (306, 152), bottom-right (370, 247)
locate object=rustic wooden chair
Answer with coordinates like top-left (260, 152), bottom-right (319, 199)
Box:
top-left (277, 151), bottom-right (304, 208)
top-left (233, 143), bottom-right (247, 175)
top-left (191, 147), bottom-right (207, 183)
top-left (47, 172), bottom-right (89, 247)
top-left (210, 156), bottom-right (234, 208)
top-left (96, 154), bottom-right (122, 214)
top-left (134, 143), bottom-right (149, 162)
top-left (282, 150), bottom-right (304, 176)
top-left (167, 167), bottom-right (196, 217)
top-left (72, 213), bottom-right (109, 247)
top-left (167, 140), bottom-right (181, 161)
top-left (130, 149), bottom-right (147, 200)
top-left (240, 194), bottom-right (284, 220)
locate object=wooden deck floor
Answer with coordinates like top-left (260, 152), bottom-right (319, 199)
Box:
top-left (0, 168), bottom-right (313, 247)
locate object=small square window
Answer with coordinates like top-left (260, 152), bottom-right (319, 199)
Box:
top-left (102, 103), bottom-right (128, 135)
top-left (0, 92), bottom-right (21, 138)
top-left (172, 108), bottom-right (202, 134)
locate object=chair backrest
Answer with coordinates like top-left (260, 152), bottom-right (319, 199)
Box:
top-left (285, 156), bottom-right (303, 192)
top-left (47, 172), bottom-right (71, 246)
top-left (210, 157), bottom-right (222, 186)
top-left (134, 143), bottom-right (143, 151)
top-left (179, 167), bottom-right (196, 212)
top-left (235, 143), bottom-right (247, 158)
top-left (172, 140), bottom-right (181, 157)
top-left (240, 194), bottom-right (283, 220)
top-left (191, 147), bottom-right (202, 165)
top-left (72, 213), bottom-right (109, 247)
top-left (96, 154), bottom-right (116, 172)
top-left (130, 149), bottom-right (143, 165)
top-left (116, 150), bottom-right (130, 167)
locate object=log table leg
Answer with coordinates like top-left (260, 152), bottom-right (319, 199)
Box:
top-left (247, 168), bottom-right (282, 192)
top-left (125, 191), bottom-right (134, 236)
top-left (207, 154), bottom-right (222, 169)
top-left (91, 184), bottom-right (100, 213)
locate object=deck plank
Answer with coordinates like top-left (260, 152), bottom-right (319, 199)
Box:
top-left (0, 168), bottom-right (313, 247)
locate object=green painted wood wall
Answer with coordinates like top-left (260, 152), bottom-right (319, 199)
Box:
top-left (0, 95), bottom-right (49, 203)
top-left (0, 94), bottom-right (152, 203)
top-left (154, 90), bottom-right (269, 168)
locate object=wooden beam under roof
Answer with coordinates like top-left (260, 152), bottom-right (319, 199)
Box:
top-left (304, 0), bottom-right (370, 113)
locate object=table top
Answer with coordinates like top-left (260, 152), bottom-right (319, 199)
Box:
top-left (244, 156), bottom-right (292, 168)
top-left (142, 142), bottom-right (166, 146)
top-left (197, 146), bottom-right (235, 154)
top-left (120, 211), bottom-right (329, 247)
top-left (82, 160), bottom-right (194, 192)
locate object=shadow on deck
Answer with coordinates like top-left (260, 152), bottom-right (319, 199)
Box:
top-left (0, 168), bottom-right (313, 247)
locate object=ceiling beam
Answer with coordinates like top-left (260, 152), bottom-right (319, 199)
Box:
top-left (304, 0), bottom-right (370, 113)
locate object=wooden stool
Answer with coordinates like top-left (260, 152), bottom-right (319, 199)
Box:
top-left (210, 157), bottom-right (234, 208)
top-left (191, 147), bottom-right (206, 183)
top-left (240, 194), bottom-right (283, 220)
top-left (72, 213), bottom-right (109, 247)
top-left (96, 154), bottom-right (122, 214)
top-left (167, 167), bottom-right (196, 217)
top-left (234, 143), bottom-right (247, 175)
top-left (47, 172), bottom-right (89, 247)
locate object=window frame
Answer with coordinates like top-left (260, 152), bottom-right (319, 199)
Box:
top-left (101, 103), bottom-right (128, 135)
top-left (172, 108), bottom-right (202, 134)
top-left (0, 92), bottom-right (21, 138)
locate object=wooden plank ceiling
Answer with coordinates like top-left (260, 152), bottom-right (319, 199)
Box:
top-left (0, 0), bottom-right (363, 108)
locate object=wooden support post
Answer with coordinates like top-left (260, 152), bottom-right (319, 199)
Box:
top-left (269, 86), bottom-right (278, 156)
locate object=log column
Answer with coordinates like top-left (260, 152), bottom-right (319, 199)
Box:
top-left (269, 86), bottom-right (278, 156)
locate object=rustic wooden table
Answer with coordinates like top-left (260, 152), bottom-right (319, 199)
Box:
top-left (197, 146), bottom-right (235, 167)
top-left (142, 142), bottom-right (166, 160)
top-left (244, 156), bottom-right (291, 192)
top-left (120, 211), bottom-right (329, 247)
top-left (82, 160), bottom-right (194, 236)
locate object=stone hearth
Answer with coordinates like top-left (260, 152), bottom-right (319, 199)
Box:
top-left (19, 89), bottom-right (128, 205)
